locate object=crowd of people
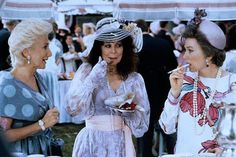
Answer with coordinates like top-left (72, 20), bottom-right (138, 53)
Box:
top-left (0, 8), bottom-right (236, 157)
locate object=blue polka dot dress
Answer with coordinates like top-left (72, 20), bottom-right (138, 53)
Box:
top-left (0, 71), bottom-right (53, 156)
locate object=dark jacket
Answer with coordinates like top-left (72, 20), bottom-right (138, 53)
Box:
top-left (156, 29), bottom-right (175, 50)
top-left (0, 28), bottom-right (11, 70)
top-left (138, 34), bottom-right (178, 118)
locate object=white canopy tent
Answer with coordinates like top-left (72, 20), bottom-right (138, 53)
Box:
top-left (113, 0), bottom-right (236, 21)
top-left (0, 0), bottom-right (56, 20)
top-left (57, 0), bottom-right (114, 15)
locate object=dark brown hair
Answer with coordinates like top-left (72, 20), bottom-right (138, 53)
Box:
top-left (135, 19), bottom-right (148, 32)
top-left (182, 23), bottom-right (225, 67)
top-left (87, 36), bottom-right (138, 80)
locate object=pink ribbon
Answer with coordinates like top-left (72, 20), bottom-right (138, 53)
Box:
top-left (86, 115), bottom-right (135, 157)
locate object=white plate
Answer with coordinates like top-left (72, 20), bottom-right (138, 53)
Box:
top-left (104, 93), bottom-right (135, 108)
top-left (106, 105), bottom-right (135, 113)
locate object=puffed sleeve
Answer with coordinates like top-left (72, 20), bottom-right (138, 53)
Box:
top-left (65, 63), bottom-right (95, 120)
top-left (158, 91), bottom-right (180, 134)
top-left (122, 73), bottom-right (150, 137)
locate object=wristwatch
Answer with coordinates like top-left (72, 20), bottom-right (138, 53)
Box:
top-left (38, 120), bottom-right (45, 131)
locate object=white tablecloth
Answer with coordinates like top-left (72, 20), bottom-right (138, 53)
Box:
top-left (57, 80), bottom-right (83, 124)
top-left (37, 70), bottom-right (83, 124)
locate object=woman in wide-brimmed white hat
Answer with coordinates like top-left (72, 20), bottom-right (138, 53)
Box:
top-left (66, 17), bottom-right (150, 157)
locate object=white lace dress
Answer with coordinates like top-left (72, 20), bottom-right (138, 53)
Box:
top-left (66, 63), bottom-right (150, 157)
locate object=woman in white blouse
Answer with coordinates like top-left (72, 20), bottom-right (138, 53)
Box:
top-left (159, 9), bottom-right (236, 155)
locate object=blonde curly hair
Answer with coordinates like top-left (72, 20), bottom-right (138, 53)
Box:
top-left (8, 19), bottom-right (52, 68)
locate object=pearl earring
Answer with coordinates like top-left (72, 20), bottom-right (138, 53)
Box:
top-left (27, 55), bottom-right (31, 64)
top-left (206, 59), bottom-right (209, 67)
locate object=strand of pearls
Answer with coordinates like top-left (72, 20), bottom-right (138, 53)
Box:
top-left (193, 75), bottom-right (198, 118)
top-left (193, 68), bottom-right (222, 135)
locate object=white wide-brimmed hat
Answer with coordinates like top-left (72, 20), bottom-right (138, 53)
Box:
top-left (79, 17), bottom-right (143, 58)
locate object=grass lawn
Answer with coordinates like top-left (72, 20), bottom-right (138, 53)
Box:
top-left (52, 123), bottom-right (85, 157)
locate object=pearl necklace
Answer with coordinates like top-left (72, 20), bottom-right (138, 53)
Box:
top-left (193, 68), bottom-right (222, 135)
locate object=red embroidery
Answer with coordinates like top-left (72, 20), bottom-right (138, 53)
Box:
top-left (180, 76), bottom-right (222, 127)
top-left (199, 104), bottom-right (219, 126)
top-left (199, 140), bottom-right (219, 153)
top-left (180, 91), bottom-right (205, 116)
top-left (184, 75), bottom-right (207, 89)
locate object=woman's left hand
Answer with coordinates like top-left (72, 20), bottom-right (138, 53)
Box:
top-left (42, 108), bottom-right (59, 129)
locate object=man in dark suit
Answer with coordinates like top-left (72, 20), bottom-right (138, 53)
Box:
top-left (0, 20), bottom-right (18, 71)
top-left (136, 19), bottom-right (178, 157)
top-left (0, 27), bottom-right (11, 70)
top-left (156, 21), bottom-right (175, 50)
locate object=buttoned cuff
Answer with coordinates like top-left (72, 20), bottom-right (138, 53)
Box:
top-left (167, 91), bottom-right (180, 106)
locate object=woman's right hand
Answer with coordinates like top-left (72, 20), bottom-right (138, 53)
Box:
top-left (42, 108), bottom-right (59, 129)
top-left (89, 56), bottom-right (107, 82)
top-left (169, 66), bottom-right (185, 98)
